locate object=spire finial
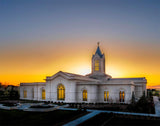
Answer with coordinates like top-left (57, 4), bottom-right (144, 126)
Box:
top-left (97, 42), bottom-right (100, 46)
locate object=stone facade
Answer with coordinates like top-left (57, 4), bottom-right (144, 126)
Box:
top-left (20, 44), bottom-right (147, 104)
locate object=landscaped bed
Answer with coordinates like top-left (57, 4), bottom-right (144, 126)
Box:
top-left (79, 113), bottom-right (160, 126)
top-left (0, 109), bottom-right (88, 126)
top-left (2, 102), bottom-right (17, 107)
top-left (30, 104), bottom-right (54, 108)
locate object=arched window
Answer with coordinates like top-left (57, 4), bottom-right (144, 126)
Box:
top-left (57, 84), bottom-right (65, 100)
top-left (104, 91), bottom-right (106, 101)
top-left (119, 91), bottom-right (125, 102)
top-left (104, 91), bottom-right (109, 101)
top-left (119, 91), bottom-right (121, 102)
top-left (107, 91), bottom-right (109, 101)
top-left (122, 91), bottom-right (125, 102)
top-left (95, 60), bottom-right (99, 71)
top-left (23, 89), bottom-right (27, 98)
top-left (83, 90), bottom-right (87, 101)
top-left (42, 89), bottom-right (45, 100)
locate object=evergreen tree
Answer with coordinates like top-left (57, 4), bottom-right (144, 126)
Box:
top-left (131, 91), bottom-right (136, 104)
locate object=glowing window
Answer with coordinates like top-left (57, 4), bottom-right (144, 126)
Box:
top-left (42, 89), bottom-right (46, 100)
top-left (119, 91), bottom-right (121, 102)
top-left (104, 91), bottom-right (109, 101)
top-left (119, 91), bottom-right (125, 102)
top-left (122, 91), bottom-right (125, 102)
top-left (95, 60), bottom-right (99, 71)
top-left (104, 91), bottom-right (106, 101)
top-left (107, 91), bottom-right (109, 101)
top-left (83, 90), bottom-right (87, 101)
top-left (23, 90), bottom-right (27, 98)
top-left (57, 84), bottom-right (65, 100)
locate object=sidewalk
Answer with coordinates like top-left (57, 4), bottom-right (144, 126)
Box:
top-left (153, 96), bottom-right (160, 116)
top-left (61, 104), bottom-right (160, 126)
top-left (63, 111), bottom-right (101, 126)
top-left (59, 107), bottom-right (158, 117)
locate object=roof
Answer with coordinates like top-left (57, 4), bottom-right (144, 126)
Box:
top-left (111, 78), bottom-right (147, 82)
top-left (95, 43), bottom-right (103, 58)
top-left (112, 77), bottom-right (146, 80)
top-left (77, 77), bottom-right (146, 85)
top-left (95, 46), bottom-right (103, 58)
top-left (46, 71), bottom-right (99, 82)
top-left (20, 82), bottom-right (46, 86)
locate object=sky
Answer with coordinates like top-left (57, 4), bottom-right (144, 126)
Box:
top-left (0, 0), bottom-right (160, 87)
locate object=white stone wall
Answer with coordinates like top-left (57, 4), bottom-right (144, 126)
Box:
top-left (98, 85), bottom-right (132, 104)
top-left (20, 84), bottom-right (46, 101)
top-left (46, 76), bottom-right (77, 103)
top-left (20, 86), bottom-right (34, 100)
top-left (77, 84), bottom-right (98, 103)
top-left (20, 77), bottom-right (146, 104)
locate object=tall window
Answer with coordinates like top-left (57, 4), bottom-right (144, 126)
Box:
top-left (122, 91), bottom-right (125, 102)
top-left (107, 91), bottom-right (109, 101)
top-left (119, 91), bottom-right (121, 102)
top-left (104, 91), bottom-right (109, 101)
top-left (83, 90), bottom-right (87, 101)
top-left (119, 91), bottom-right (125, 102)
top-left (42, 89), bottom-right (46, 100)
top-left (104, 91), bottom-right (106, 101)
top-left (23, 90), bottom-right (27, 98)
top-left (57, 84), bottom-right (65, 100)
top-left (95, 60), bottom-right (99, 71)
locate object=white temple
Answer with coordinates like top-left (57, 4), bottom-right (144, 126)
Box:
top-left (20, 43), bottom-right (147, 103)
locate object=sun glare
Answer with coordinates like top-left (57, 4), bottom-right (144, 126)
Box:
top-left (69, 65), bottom-right (91, 75)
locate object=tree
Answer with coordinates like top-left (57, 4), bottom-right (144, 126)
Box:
top-left (131, 91), bottom-right (136, 104)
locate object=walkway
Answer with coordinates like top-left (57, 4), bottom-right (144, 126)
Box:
top-left (63, 110), bottom-right (101, 126)
top-left (60, 107), bottom-right (159, 117)
top-left (153, 96), bottom-right (160, 116)
top-left (62, 104), bottom-right (160, 126)
top-left (1, 100), bottom-right (160, 126)
top-left (0, 103), bottom-right (60, 112)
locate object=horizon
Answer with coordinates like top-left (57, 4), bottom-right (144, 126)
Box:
top-left (0, 0), bottom-right (160, 88)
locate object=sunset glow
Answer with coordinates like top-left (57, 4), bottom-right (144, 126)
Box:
top-left (0, 0), bottom-right (160, 88)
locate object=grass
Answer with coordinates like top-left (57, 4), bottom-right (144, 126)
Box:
top-left (0, 109), bottom-right (87, 126)
top-left (79, 113), bottom-right (160, 126)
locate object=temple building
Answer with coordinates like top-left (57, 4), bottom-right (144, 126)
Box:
top-left (20, 43), bottom-right (147, 103)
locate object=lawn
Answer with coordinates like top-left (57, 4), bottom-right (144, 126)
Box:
top-left (79, 113), bottom-right (160, 126)
top-left (0, 109), bottom-right (87, 126)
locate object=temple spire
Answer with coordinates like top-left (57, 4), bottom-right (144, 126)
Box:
top-left (95, 42), bottom-right (103, 57)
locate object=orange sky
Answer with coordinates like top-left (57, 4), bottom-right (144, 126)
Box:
top-left (0, 39), bottom-right (160, 87)
top-left (0, 1), bottom-right (160, 88)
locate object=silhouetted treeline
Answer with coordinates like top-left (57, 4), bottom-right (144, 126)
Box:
top-left (0, 83), bottom-right (19, 100)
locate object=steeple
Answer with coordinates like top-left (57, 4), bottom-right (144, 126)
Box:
top-left (95, 42), bottom-right (103, 58)
top-left (92, 42), bottom-right (105, 74)
top-left (86, 42), bottom-right (112, 80)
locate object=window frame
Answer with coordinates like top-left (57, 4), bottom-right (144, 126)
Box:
top-left (23, 89), bottom-right (27, 98)
top-left (94, 59), bottom-right (100, 71)
top-left (42, 89), bottom-right (46, 100)
top-left (119, 91), bottom-right (125, 103)
top-left (82, 90), bottom-right (87, 101)
top-left (104, 91), bottom-right (109, 102)
top-left (57, 84), bottom-right (65, 100)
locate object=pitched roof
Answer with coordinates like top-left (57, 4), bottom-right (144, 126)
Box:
top-left (46, 71), bottom-right (99, 82)
top-left (95, 44), bottom-right (103, 58)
